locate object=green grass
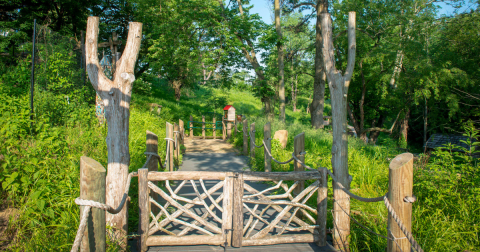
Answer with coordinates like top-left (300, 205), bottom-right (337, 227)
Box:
top-left (1, 79), bottom-right (478, 251)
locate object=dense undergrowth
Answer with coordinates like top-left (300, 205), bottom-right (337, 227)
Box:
top-left (227, 90), bottom-right (480, 251)
top-left (0, 69), bottom-right (478, 251)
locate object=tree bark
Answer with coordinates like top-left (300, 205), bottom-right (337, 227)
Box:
top-left (86, 16), bottom-right (142, 247)
top-left (321, 12), bottom-right (356, 251)
top-left (368, 115), bottom-right (384, 144)
top-left (294, 74), bottom-right (298, 112)
top-left (172, 79), bottom-right (182, 101)
top-left (275, 0), bottom-right (285, 122)
top-left (400, 108), bottom-right (410, 143)
top-left (310, 0), bottom-right (328, 129)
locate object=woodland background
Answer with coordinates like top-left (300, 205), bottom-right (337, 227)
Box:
top-left (0, 0), bottom-right (479, 251)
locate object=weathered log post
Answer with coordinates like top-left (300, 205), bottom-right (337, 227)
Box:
top-left (137, 168), bottom-right (149, 252)
top-left (146, 130), bottom-right (159, 213)
top-left (213, 117), bottom-right (216, 139)
top-left (202, 115), bottom-right (206, 139)
top-left (79, 156), bottom-right (106, 252)
top-left (250, 123), bottom-right (256, 158)
top-left (190, 115), bottom-right (193, 138)
top-left (179, 119), bottom-right (184, 145)
top-left (222, 121), bottom-right (226, 140)
top-left (316, 168), bottom-right (328, 246)
top-left (85, 16), bottom-right (142, 244)
top-left (243, 119), bottom-right (248, 155)
top-left (232, 173), bottom-right (244, 247)
top-left (387, 153), bottom-right (414, 252)
top-left (294, 133), bottom-right (305, 198)
top-left (233, 120), bottom-right (237, 138)
top-left (321, 11), bottom-right (356, 250)
top-left (222, 172), bottom-right (234, 247)
top-left (227, 122), bottom-right (232, 139)
top-left (174, 123), bottom-right (179, 164)
top-left (166, 122), bottom-right (174, 172)
top-left (264, 122), bottom-right (271, 172)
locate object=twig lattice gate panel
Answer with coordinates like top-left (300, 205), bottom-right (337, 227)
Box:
top-left (137, 170), bottom-right (324, 251)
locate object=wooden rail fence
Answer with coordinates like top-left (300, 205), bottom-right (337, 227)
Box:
top-left (188, 115), bottom-right (226, 140)
top-left (73, 118), bottom-right (422, 252)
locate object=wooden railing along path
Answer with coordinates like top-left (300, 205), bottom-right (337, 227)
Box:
top-left (71, 117), bottom-right (423, 252)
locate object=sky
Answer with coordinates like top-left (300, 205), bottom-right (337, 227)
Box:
top-left (238, 0), bottom-right (477, 75)
top-left (246, 0), bottom-right (478, 25)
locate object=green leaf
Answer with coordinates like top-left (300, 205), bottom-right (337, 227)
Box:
top-left (36, 200), bottom-right (45, 212)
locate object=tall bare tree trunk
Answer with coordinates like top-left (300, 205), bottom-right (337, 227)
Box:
top-left (86, 17), bottom-right (142, 247)
top-left (275, 0), bottom-right (285, 122)
top-left (291, 60), bottom-right (295, 111)
top-left (311, 0), bottom-right (328, 129)
top-left (322, 12), bottom-right (356, 251)
top-left (400, 108), bottom-right (410, 143)
top-left (293, 74), bottom-right (298, 112)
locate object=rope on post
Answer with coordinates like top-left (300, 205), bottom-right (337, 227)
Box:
top-left (291, 152), bottom-right (316, 172)
top-left (261, 139), bottom-right (295, 164)
top-left (249, 130), bottom-right (264, 148)
top-left (72, 171), bottom-right (136, 252)
top-left (144, 152), bottom-right (164, 170)
top-left (384, 197), bottom-right (424, 252)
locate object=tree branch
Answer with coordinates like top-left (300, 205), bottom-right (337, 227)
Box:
top-left (293, 2), bottom-right (316, 9)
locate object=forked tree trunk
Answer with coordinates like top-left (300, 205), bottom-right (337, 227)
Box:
top-left (321, 12), bottom-right (356, 251)
top-left (86, 16), bottom-right (142, 247)
top-left (275, 0), bottom-right (285, 122)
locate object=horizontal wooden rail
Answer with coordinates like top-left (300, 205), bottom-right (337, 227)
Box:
top-left (242, 233), bottom-right (318, 246)
top-left (146, 235), bottom-right (224, 246)
top-left (147, 171), bottom-right (321, 181)
top-left (243, 171), bottom-right (321, 181)
top-left (148, 171), bottom-right (228, 181)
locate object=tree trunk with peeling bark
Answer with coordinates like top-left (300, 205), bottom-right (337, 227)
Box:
top-left (85, 16), bottom-right (142, 247)
top-left (321, 12), bottom-right (356, 251)
top-left (275, 0), bottom-right (285, 122)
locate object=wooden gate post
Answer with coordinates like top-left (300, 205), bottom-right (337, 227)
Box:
top-left (179, 119), bottom-right (184, 145)
top-left (137, 168), bottom-right (149, 252)
top-left (166, 122), bottom-right (174, 172)
top-left (222, 172), bottom-right (235, 247)
top-left (250, 123), bottom-right (256, 158)
top-left (232, 173), bottom-right (244, 247)
top-left (316, 168), bottom-right (328, 246)
top-left (213, 117), bottom-right (216, 139)
top-left (227, 122), bottom-right (232, 139)
top-left (190, 115), bottom-right (193, 138)
top-left (294, 133), bottom-right (305, 196)
top-left (80, 156), bottom-right (106, 252)
top-left (243, 119), bottom-right (248, 155)
top-left (202, 115), bottom-right (206, 139)
top-left (146, 131), bottom-right (159, 214)
top-left (233, 120), bottom-right (236, 138)
top-left (222, 121), bottom-right (226, 140)
top-left (264, 122), bottom-right (271, 172)
top-left (174, 123), bottom-right (179, 164)
top-left (387, 153), bottom-right (414, 252)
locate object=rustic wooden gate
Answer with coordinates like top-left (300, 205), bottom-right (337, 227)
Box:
top-left (137, 169), bottom-right (325, 251)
